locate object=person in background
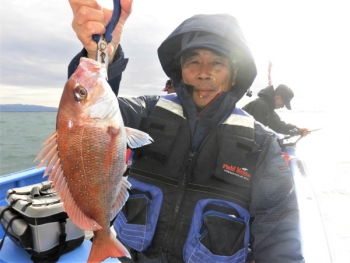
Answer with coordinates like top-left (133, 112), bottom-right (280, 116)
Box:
top-left (162, 79), bottom-right (176, 94)
top-left (243, 84), bottom-right (310, 136)
top-left (68, 0), bottom-right (304, 262)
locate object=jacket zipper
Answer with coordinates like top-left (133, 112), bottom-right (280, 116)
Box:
top-left (162, 126), bottom-right (218, 252)
top-left (162, 151), bottom-right (194, 252)
top-left (195, 93), bottom-right (221, 127)
top-left (162, 118), bottom-right (224, 252)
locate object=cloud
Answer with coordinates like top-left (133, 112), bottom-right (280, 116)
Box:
top-left (1, 0), bottom-right (350, 108)
top-left (1, 0), bottom-right (80, 90)
top-left (0, 85), bottom-right (63, 107)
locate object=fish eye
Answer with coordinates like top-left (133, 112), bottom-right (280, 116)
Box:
top-left (74, 85), bottom-right (87, 101)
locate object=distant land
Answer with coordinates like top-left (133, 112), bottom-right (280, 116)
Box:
top-left (0, 104), bottom-right (57, 112)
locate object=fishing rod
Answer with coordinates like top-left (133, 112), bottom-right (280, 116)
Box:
top-left (268, 60), bottom-right (273, 86)
top-left (308, 128), bottom-right (322, 133)
top-left (278, 127), bottom-right (322, 149)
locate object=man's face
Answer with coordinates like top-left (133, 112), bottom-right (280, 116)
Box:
top-left (274, 95), bottom-right (285, 109)
top-left (181, 49), bottom-right (236, 109)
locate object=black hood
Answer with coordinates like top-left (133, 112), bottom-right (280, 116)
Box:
top-left (157, 14), bottom-right (257, 102)
top-left (257, 85), bottom-right (275, 109)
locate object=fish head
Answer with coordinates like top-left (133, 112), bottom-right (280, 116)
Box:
top-left (59, 57), bottom-right (120, 125)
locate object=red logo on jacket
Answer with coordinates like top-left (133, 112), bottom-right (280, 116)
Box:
top-left (222, 164), bottom-right (251, 179)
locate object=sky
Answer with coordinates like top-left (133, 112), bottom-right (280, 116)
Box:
top-left (1, 0), bottom-right (350, 111)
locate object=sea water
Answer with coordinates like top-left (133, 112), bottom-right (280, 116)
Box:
top-left (0, 112), bottom-right (56, 175)
top-left (0, 110), bottom-right (349, 262)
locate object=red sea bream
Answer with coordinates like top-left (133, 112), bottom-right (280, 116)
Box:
top-left (35, 57), bottom-right (153, 262)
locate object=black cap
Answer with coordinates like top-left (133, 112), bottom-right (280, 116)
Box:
top-left (162, 79), bottom-right (173, 91)
top-left (275, 84), bottom-right (294, 110)
top-left (174, 32), bottom-right (232, 61)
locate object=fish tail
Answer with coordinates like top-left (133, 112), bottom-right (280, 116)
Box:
top-left (87, 231), bottom-right (131, 263)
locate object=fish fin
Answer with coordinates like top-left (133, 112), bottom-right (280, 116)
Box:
top-left (35, 131), bottom-right (59, 178)
top-left (53, 172), bottom-right (102, 231)
top-left (41, 131), bottom-right (58, 146)
top-left (43, 151), bottom-right (59, 177)
top-left (125, 127), bottom-right (153, 149)
top-left (110, 177), bottom-right (131, 220)
top-left (88, 231), bottom-right (131, 263)
top-left (47, 158), bottom-right (61, 181)
top-left (34, 131), bottom-right (57, 163)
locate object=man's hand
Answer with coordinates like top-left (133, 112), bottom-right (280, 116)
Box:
top-left (298, 128), bottom-right (310, 137)
top-left (69, 0), bottom-right (133, 63)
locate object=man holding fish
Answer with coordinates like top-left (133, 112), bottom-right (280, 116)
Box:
top-left (66, 0), bottom-right (304, 262)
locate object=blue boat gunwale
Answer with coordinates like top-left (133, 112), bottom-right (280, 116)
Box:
top-left (0, 167), bottom-right (45, 184)
top-left (0, 167), bottom-right (46, 203)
